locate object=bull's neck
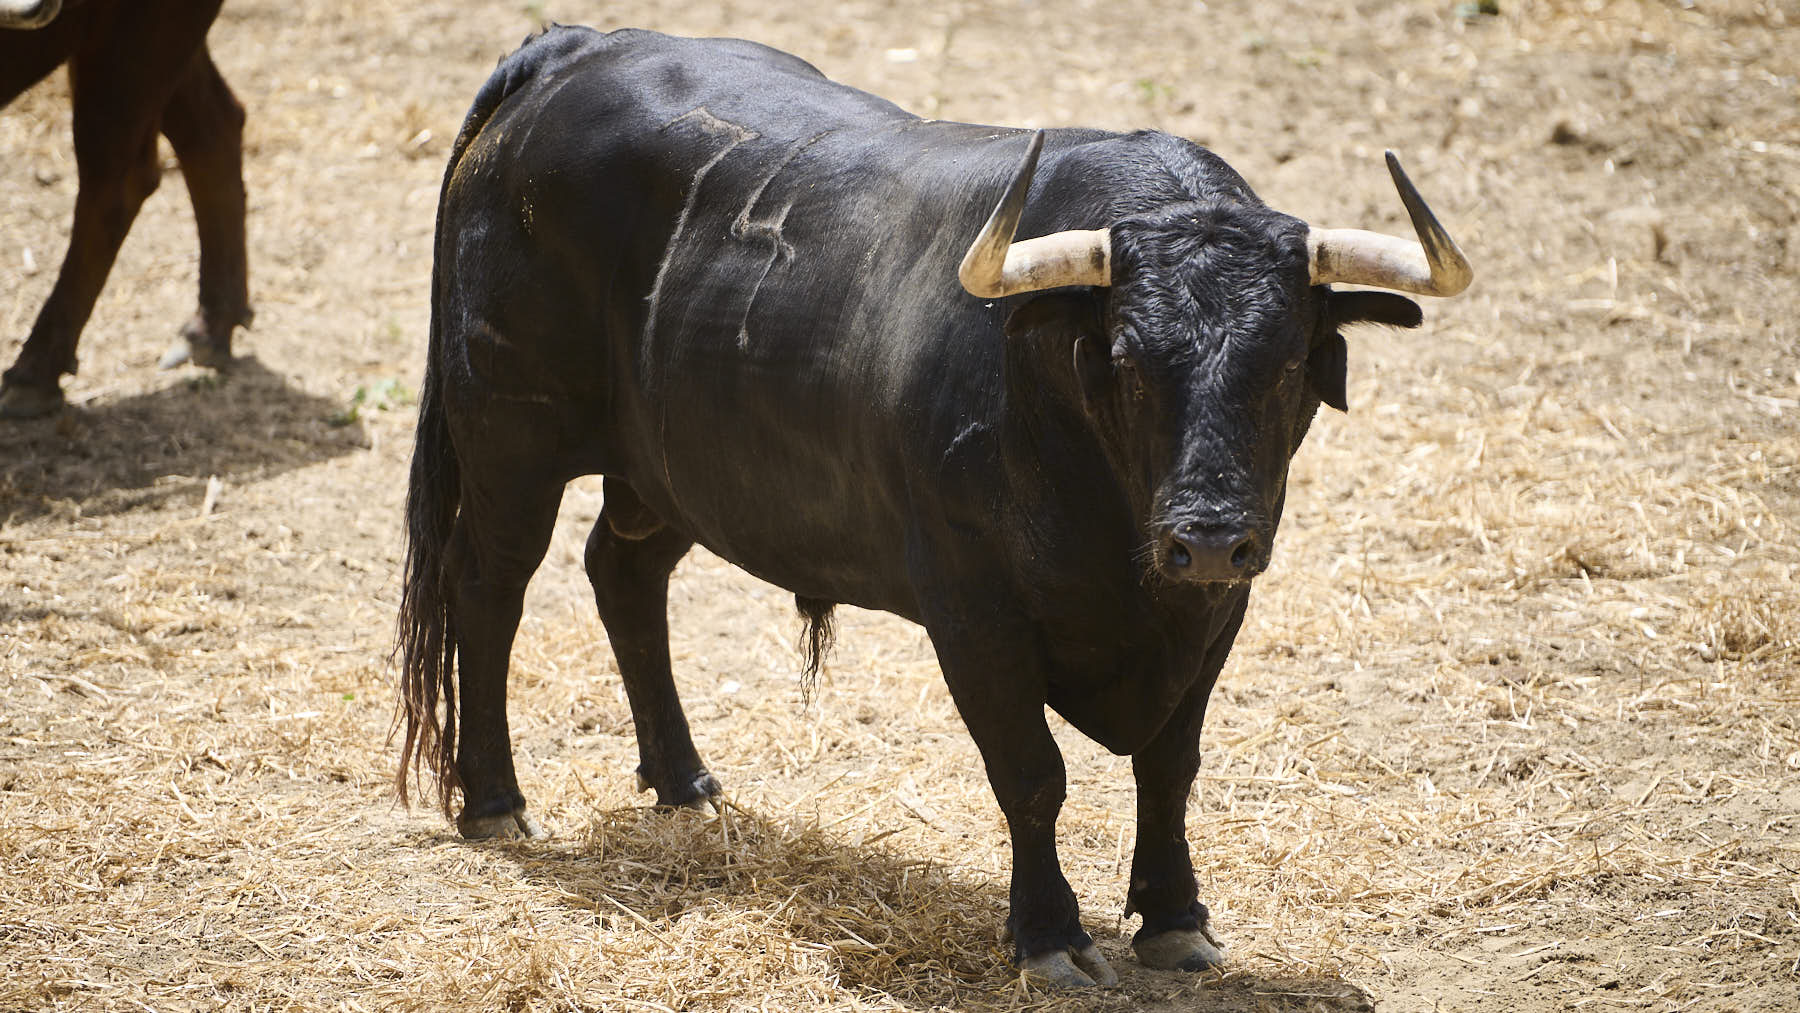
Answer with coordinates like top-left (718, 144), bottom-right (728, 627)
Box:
top-left (995, 316), bottom-right (1137, 558)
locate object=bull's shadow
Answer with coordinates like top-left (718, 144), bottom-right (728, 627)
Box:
top-left (0, 357), bottom-right (365, 526)
top-left (500, 803), bottom-right (1372, 1012)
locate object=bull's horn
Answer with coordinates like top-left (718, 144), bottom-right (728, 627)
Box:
top-left (0, 0), bottom-right (62, 29)
top-left (959, 131), bottom-right (1112, 299)
top-left (1306, 151), bottom-right (1472, 297)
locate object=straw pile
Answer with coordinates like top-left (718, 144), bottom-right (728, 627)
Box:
top-left (2, 0), bottom-right (1795, 1010)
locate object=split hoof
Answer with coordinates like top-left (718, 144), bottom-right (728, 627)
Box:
top-left (458, 808), bottom-right (547, 841)
top-left (1134, 927), bottom-right (1225, 971)
top-left (0, 380), bottom-right (65, 419)
top-left (636, 768), bottom-right (722, 811)
top-left (1019, 944), bottom-right (1120, 989)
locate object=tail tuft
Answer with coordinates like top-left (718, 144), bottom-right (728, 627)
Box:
top-left (794, 595), bottom-right (837, 704)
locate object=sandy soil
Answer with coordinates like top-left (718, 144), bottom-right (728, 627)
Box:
top-left (2, 0), bottom-right (1797, 1010)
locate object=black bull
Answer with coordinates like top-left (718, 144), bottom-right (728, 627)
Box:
top-left (397, 26), bottom-right (1470, 986)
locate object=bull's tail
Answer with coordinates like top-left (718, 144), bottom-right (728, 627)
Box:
top-left (394, 352), bottom-right (461, 815)
top-left (394, 32), bottom-right (573, 815)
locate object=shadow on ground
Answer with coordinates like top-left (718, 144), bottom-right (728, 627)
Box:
top-left (493, 802), bottom-right (1373, 1012)
top-left (0, 357), bottom-right (366, 526)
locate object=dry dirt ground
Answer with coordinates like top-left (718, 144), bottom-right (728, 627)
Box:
top-left (2, 0), bottom-right (1798, 1010)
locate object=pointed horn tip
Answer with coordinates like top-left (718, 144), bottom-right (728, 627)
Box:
top-left (1010, 131), bottom-right (1047, 192)
top-left (1383, 150), bottom-right (1427, 205)
top-left (957, 129), bottom-right (1048, 299)
top-left (1386, 149), bottom-right (1474, 297)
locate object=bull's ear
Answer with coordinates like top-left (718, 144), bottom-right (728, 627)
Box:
top-left (1313, 291), bottom-right (1421, 413)
top-left (1331, 290), bottom-right (1422, 329)
top-left (1307, 333), bottom-right (1349, 413)
top-left (1073, 335), bottom-right (1112, 413)
top-left (1005, 293), bottom-right (1108, 410)
top-left (1004, 292), bottom-right (1100, 338)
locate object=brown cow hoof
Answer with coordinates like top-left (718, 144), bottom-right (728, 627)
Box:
top-left (1133, 927), bottom-right (1225, 971)
top-left (0, 380), bottom-right (66, 419)
top-left (1019, 944), bottom-right (1120, 988)
top-left (161, 311), bottom-right (244, 370)
top-left (458, 808), bottom-right (547, 840)
top-left (159, 337), bottom-right (233, 371)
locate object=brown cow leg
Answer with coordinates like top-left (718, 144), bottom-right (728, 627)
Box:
top-left (0, 24), bottom-right (80, 417)
top-left (157, 43), bottom-right (250, 370)
top-left (0, 115), bottom-right (162, 417)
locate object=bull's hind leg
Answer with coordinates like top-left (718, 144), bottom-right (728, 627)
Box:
top-left (157, 44), bottom-right (251, 370)
top-left (584, 478), bottom-right (719, 809)
top-left (447, 463), bottom-right (565, 840)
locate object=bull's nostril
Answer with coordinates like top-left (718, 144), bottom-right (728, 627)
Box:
top-left (1165, 523), bottom-right (1259, 580)
top-left (1230, 541), bottom-right (1252, 570)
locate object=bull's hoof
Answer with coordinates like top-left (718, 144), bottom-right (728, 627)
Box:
top-left (636, 768), bottom-right (723, 811)
top-left (1019, 944), bottom-right (1120, 988)
top-left (0, 380), bottom-right (65, 419)
top-left (458, 807), bottom-right (547, 840)
top-left (1133, 927), bottom-right (1225, 971)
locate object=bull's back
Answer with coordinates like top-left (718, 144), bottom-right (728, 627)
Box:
top-left (435, 27), bottom-right (922, 418)
top-left (435, 28), bottom-right (1095, 614)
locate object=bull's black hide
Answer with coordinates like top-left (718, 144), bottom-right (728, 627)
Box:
top-left (397, 26), bottom-right (1464, 986)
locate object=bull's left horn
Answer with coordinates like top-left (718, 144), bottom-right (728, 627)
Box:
top-left (1306, 151), bottom-right (1472, 298)
top-left (959, 131), bottom-right (1112, 299)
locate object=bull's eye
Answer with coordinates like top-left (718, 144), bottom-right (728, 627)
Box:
top-left (1116, 360), bottom-right (1146, 401)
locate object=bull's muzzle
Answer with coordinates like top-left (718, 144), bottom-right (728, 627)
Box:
top-left (1161, 521), bottom-right (1267, 583)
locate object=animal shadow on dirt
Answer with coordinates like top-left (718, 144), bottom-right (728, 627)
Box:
top-left (500, 803), bottom-right (1373, 1011)
top-left (0, 357), bottom-right (365, 526)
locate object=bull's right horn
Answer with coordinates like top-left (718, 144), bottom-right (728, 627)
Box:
top-left (959, 131), bottom-right (1112, 299)
top-left (1306, 151), bottom-right (1472, 298)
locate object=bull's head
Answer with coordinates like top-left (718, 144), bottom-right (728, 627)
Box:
top-left (0, 0), bottom-right (62, 29)
top-left (963, 132), bottom-right (1471, 585)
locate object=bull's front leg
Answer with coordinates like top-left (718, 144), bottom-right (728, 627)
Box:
top-left (928, 621), bottom-right (1118, 988)
top-left (1124, 601), bottom-right (1242, 972)
top-left (1124, 678), bottom-right (1225, 971)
